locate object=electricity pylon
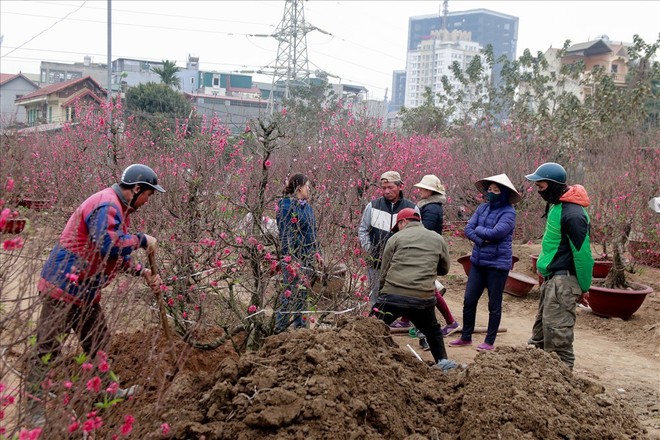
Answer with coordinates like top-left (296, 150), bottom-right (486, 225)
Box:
top-left (270, 0), bottom-right (315, 107)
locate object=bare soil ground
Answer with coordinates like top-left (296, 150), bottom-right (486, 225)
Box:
top-left (2, 235), bottom-right (659, 439)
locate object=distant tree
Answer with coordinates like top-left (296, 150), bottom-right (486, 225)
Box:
top-left (125, 82), bottom-right (194, 140)
top-left (398, 87), bottom-right (456, 135)
top-left (152, 60), bottom-right (181, 89)
top-left (126, 82), bottom-right (191, 117)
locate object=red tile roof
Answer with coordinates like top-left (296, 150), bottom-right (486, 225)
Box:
top-left (62, 89), bottom-right (104, 107)
top-left (0, 72), bottom-right (39, 88)
top-left (16, 76), bottom-right (105, 102)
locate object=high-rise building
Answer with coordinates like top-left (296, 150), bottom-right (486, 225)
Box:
top-left (389, 70), bottom-right (406, 112)
top-left (407, 8), bottom-right (518, 88)
top-left (405, 29), bottom-right (490, 121)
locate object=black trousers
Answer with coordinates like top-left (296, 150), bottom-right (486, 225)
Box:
top-left (372, 302), bottom-right (448, 363)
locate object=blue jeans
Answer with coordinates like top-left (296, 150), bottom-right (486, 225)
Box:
top-left (275, 264), bottom-right (311, 332)
top-left (460, 264), bottom-right (509, 345)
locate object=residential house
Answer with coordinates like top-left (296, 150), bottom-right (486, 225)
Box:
top-left (0, 73), bottom-right (40, 127)
top-left (40, 57), bottom-right (107, 86)
top-left (15, 76), bottom-right (107, 127)
top-left (560, 37), bottom-right (631, 99)
top-left (186, 91), bottom-right (268, 135)
top-left (518, 37), bottom-right (633, 115)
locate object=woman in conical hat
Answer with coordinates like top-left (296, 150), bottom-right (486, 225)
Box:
top-left (449, 173), bottom-right (520, 352)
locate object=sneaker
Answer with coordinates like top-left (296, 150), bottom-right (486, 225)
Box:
top-left (433, 359), bottom-right (457, 372)
top-left (448, 338), bottom-right (472, 347)
top-left (476, 342), bottom-right (494, 352)
top-left (441, 321), bottom-right (460, 337)
top-left (419, 336), bottom-right (430, 351)
top-left (389, 320), bottom-right (411, 329)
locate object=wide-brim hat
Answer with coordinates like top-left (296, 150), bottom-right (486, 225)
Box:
top-left (413, 174), bottom-right (446, 194)
top-left (475, 173), bottom-right (521, 204)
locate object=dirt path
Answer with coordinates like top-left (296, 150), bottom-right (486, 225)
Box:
top-left (393, 241), bottom-right (660, 437)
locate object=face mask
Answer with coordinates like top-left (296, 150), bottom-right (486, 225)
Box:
top-left (538, 182), bottom-right (567, 204)
top-left (487, 192), bottom-right (500, 202)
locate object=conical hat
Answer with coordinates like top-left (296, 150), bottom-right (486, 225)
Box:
top-left (475, 173), bottom-right (521, 204)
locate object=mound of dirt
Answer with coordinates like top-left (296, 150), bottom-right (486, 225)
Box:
top-left (104, 317), bottom-right (646, 439)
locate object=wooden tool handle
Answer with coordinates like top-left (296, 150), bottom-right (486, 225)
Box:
top-left (148, 249), bottom-right (171, 341)
top-left (148, 250), bottom-right (158, 277)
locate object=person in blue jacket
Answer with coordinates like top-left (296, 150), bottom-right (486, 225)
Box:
top-left (275, 173), bottom-right (321, 332)
top-left (449, 174), bottom-right (520, 352)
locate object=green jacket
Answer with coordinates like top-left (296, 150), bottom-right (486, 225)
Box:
top-left (379, 222), bottom-right (450, 300)
top-left (537, 185), bottom-right (594, 292)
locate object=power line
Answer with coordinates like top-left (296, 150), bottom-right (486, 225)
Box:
top-left (2, 1), bottom-right (89, 58)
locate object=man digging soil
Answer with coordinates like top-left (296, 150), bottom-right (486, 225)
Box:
top-left (24, 164), bottom-right (165, 427)
top-left (371, 208), bottom-right (457, 371)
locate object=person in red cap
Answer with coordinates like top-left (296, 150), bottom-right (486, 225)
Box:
top-left (370, 208), bottom-right (456, 371)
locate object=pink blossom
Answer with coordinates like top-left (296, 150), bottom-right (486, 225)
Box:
top-left (264, 159), bottom-right (272, 167)
top-left (235, 236), bottom-right (243, 244)
top-left (372, 307), bottom-right (380, 313)
top-left (82, 362), bottom-right (94, 372)
top-left (4, 179), bottom-right (14, 192)
top-left (2, 237), bottom-right (24, 251)
top-left (63, 381), bottom-right (73, 389)
top-left (283, 255), bottom-right (292, 263)
top-left (86, 376), bottom-right (102, 393)
top-left (68, 420), bottom-right (80, 433)
top-left (284, 289), bottom-right (292, 298)
top-left (248, 305), bottom-right (257, 314)
top-left (18, 427), bottom-right (43, 440)
top-left (106, 382), bottom-right (119, 394)
top-left (98, 361), bottom-right (109, 373)
top-left (120, 414), bottom-right (135, 435)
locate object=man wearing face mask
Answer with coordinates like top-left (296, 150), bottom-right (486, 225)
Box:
top-left (525, 162), bottom-right (594, 369)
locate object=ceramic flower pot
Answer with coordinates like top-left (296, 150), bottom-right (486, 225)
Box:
top-left (629, 241), bottom-right (660, 268)
top-left (0, 218), bottom-right (26, 234)
top-left (530, 254), bottom-right (539, 274)
top-left (504, 271), bottom-right (538, 297)
top-left (587, 282), bottom-right (654, 320)
top-left (457, 255), bottom-right (519, 276)
top-left (592, 260), bottom-right (613, 278)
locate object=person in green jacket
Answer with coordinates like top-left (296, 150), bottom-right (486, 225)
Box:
top-left (525, 162), bottom-right (594, 369)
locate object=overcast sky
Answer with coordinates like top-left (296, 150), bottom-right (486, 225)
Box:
top-left (1, 1), bottom-right (658, 99)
